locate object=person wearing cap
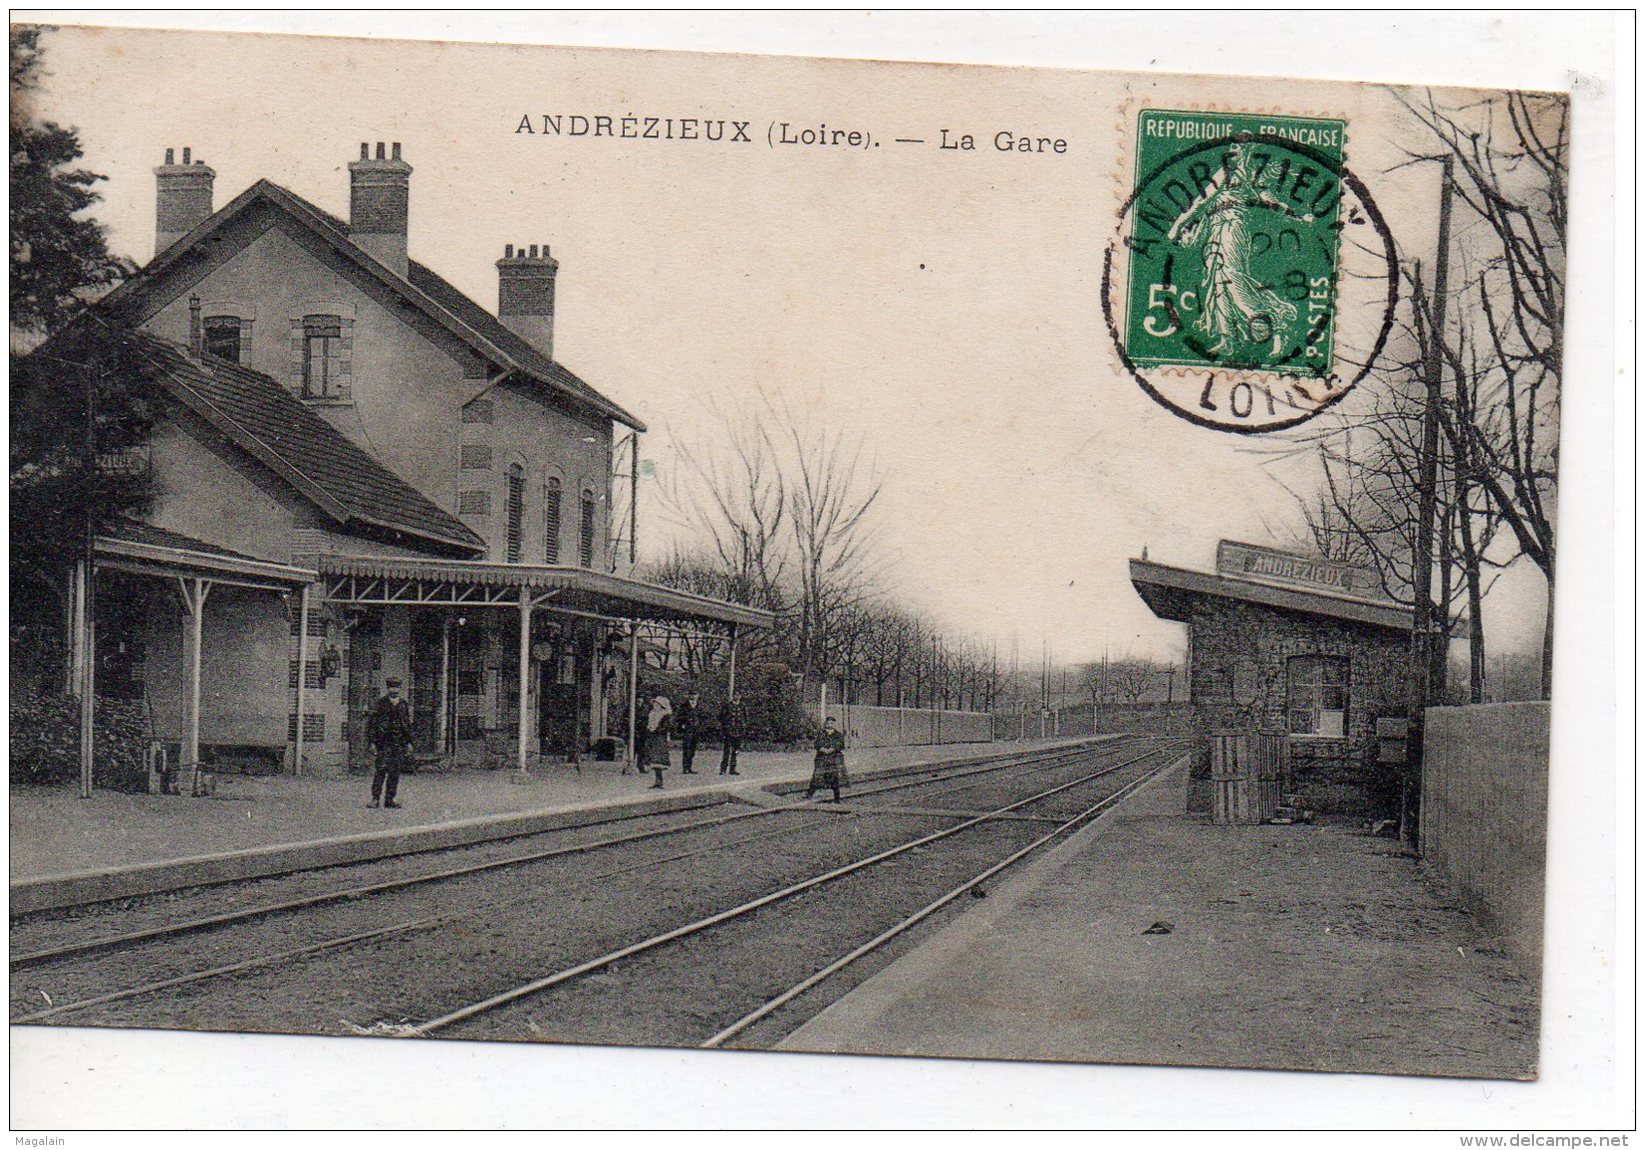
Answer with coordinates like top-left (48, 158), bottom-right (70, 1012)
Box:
top-left (367, 677), bottom-right (414, 808)
top-left (717, 692), bottom-right (747, 775)
top-left (677, 690), bottom-right (702, 774)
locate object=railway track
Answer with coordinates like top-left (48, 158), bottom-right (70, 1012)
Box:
top-left (416, 739), bottom-right (1187, 1044)
top-left (11, 739), bottom-right (1174, 1029)
top-left (10, 738), bottom-right (1128, 970)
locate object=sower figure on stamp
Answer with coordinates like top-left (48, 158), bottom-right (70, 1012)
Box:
top-left (678, 690), bottom-right (701, 774)
top-left (367, 677), bottom-right (413, 809)
top-left (806, 716), bottom-right (849, 803)
top-left (1167, 141), bottom-right (1308, 355)
top-left (718, 692), bottom-right (746, 776)
top-left (641, 694), bottom-right (673, 790)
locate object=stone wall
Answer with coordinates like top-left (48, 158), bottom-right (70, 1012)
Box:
top-left (1420, 702), bottom-right (1550, 980)
top-left (1188, 597), bottom-right (1408, 817)
top-left (825, 704), bottom-right (992, 749)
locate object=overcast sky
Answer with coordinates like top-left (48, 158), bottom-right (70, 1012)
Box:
top-left (24, 22), bottom-right (1556, 665)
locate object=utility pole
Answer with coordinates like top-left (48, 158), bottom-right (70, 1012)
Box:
top-left (1402, 156), bottom-right (1455, 850)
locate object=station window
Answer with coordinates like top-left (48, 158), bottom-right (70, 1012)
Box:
top-left (579, 489), bottom-right (596, 568)
top-left (544, 477), bottom-right (562, 564)
top-left (300, 315), bottom-right (344, 399)
top-left (505, 464), bottom-right (525, 563)
top-left (1287, 655), bottom-right (1348, 738)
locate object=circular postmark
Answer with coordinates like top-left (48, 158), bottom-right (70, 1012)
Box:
top-left (1101, 111), bottom-right (1398, 434)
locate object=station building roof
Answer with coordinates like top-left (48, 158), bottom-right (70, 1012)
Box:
top-left (1130, 556), bottom-right (1413, 634)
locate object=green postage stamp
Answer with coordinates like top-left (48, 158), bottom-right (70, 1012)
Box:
top-left (1123, 109), bottom-right (1347, 377)
top-left (1107, 107), bottom-right (1395, 434)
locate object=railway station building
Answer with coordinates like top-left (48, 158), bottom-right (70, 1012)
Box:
top-left (18, 143), bottom-right (771, 787)
top-left (1130, 540), bottom-right (1413, 815)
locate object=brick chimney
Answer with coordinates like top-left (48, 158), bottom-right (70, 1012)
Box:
top-left (348, 141), bottom-right (412, 278)
top-left (496, 243), bottom-right (558, 358)
top-left (154, 147), bottom-right (215, 256)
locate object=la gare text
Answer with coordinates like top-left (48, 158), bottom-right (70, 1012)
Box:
top-left (514, 115), bottom-right (1068, 155)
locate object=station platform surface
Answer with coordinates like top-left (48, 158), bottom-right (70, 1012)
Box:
top-left (8, 737), bottom-right (1099, 910)
top-left (778, 759), bottom-right (1541, 1081)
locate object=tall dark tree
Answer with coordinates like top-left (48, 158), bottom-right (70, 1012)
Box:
top-left (10, 25), bottom-right (130, 340)
top-left (11, 27), bottom-right (154, 613)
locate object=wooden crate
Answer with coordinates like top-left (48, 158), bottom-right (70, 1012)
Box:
top-left (1212, 730), bottom-right (1287, 824)
top-left (1211, 731), bottom-right (1257, 825)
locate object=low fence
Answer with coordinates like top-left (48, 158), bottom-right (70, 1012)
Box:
top-left (1419, 702), bottom-right (1550, 980)
top-left (824, 704), bottom-right (994, 749)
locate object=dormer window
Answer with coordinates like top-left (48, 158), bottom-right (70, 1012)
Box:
top-left (203, 316), bottom-right (243, 364)
top-left (301, 315), bottom-right (344, 399)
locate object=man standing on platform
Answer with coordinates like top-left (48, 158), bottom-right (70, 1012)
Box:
top-left (368, 677), bottom-right (414, 809)
top-left (718, 691), bottom-right (746, 776)
top-left (678, 689), bottom-right (702, 774)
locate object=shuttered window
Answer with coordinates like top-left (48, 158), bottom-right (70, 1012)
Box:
top-left (544, 478), bottom-right (562, 564)
top-left (288, 713), bottom-right (326, 742)
top-left (506, 464), bottom-right (525, 563)
top-left (288, 659), bottom-right (325, 689)
top-left (579, 489), bottom-right (596, 568)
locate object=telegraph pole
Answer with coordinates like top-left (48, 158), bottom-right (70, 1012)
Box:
top-left (1402, 155), bottom-right (1455, 850)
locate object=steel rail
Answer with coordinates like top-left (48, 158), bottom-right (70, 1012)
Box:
top-left (13, 741), bottom-right (1148, 1024)
top-left (410, 739), bottom-right (1184, 1038)
top-left (701, 750), bottom-right (1188, 1048)
top-left (12, 812), bottom-right (828, 1024)
top-left (12, 739), bottom-right (1125, 970)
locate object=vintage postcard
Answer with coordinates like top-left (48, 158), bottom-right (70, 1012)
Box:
top-left (7, 14), bottom-right (1609, 1131)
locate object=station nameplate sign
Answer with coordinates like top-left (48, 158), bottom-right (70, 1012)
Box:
top-left (1215, 541), bottom-right (1390, 602)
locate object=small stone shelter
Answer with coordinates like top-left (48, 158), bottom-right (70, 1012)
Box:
top-left (1130, 540), bottom-right (1412, 815)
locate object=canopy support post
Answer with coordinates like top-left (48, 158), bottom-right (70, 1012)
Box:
top-left (292, 584), bottom-right (310, 775)
top-left (516, 586), bottom-right (533, 778)
top-left (626, 623), bottom-right (640, 770)
top-left (179, 576), bottom-right (210, 796)
top-left (727, 624), bottom-right (738, 699)
top-left (75, 560), bottom-right (95, 799)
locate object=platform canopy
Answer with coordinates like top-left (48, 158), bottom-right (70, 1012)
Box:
top-left (97, 520), bottom-right (318, 591)
top-left (315, 554), bottom-right (774, 631)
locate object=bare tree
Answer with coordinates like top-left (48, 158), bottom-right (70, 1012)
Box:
top-left (1400, 88), bottom-right (1565, 698)
top-left (773, 396), bottom-right (885, 692)
top-left (659, 398), bottom-right (789, 619)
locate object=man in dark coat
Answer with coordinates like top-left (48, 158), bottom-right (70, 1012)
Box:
top-left (678, 690), bottom-right (702, 774)
top-left (718, 693), bottom-right (747, 776)
top-left (367, 677), bottom-right (414, 808)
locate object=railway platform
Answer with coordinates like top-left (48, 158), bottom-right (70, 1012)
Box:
top-left (779, 757), bottom-right (1541, 1081)
top-left (9, 736), bottom-right (1102, 914)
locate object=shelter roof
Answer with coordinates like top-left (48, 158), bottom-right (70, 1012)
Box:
top-left (1130, 557), bottom-right (1412, 633)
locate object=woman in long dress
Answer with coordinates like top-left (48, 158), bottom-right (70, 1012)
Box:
top-left (806, 717), bottom-right (849, 803)
top-left (641, 695), bottom-right (674, 790)
top-left (1167, 142), bottom-right (1303, 355)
